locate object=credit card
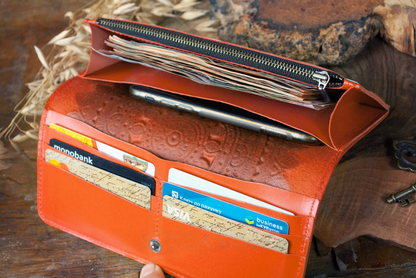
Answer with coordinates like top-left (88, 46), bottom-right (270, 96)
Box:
top-left (50, 139), bottom-right (155, 195)
top-left (162, 195), bottom-right (289, 254)
top-left (168, 168), bottom-right (294, 216)
top-left (45, 149), bottom-right (151, 209)
top-left (163, 183), bottom-right (289, 234)
top-left (49, 123), bottom-right (94, 147)
top-left (49, 124), bottom-right (156, 176)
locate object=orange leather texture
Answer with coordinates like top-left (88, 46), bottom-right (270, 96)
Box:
top-left (37, 21), bottom-right (389, 278)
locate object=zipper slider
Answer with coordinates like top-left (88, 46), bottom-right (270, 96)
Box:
top-left (313, 71), bottom-right (330, 103)
top-left (313, 71), bottom-right (330, 91)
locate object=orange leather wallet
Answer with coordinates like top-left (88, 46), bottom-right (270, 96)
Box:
top-left (37, 18), bottom-right (389, 278)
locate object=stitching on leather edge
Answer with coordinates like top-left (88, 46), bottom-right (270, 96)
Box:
top-left (155, 179), bottom-right (163, 237)
top-left (38, 158), bottom-right (44, 220)
top-left (296, 205), bottom-right (314, 277)
top-left (37, 115), bottom-right (48, 223)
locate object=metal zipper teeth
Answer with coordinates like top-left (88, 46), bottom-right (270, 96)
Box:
top-left (97, 18), bottom-right (344, 88)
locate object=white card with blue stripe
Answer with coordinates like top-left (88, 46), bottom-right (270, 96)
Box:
top-left (168, 168), bottom-right (294, 216)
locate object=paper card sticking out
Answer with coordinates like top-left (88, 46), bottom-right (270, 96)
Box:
top-left (45, 149), bottom-right (151, 209)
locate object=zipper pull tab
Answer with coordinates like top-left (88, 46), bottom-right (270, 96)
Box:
top-left (313, 71), bottom-right (330, 103)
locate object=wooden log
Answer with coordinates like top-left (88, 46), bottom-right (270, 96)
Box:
top-left (210, 0), bottom-right (416, 65)
top-left (211, 0), bottom-right (384, 65)
top-left (374, 3), bottom-right (416, 57)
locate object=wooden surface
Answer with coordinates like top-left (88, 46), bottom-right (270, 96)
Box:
top-left (1, 0), bottom-right (416, 277)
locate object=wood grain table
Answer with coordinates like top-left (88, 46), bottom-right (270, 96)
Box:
top-left (1, 0), bottom-right (416, 277)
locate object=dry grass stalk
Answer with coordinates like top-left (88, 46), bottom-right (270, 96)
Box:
top-left (0, 0), bottom-right (218, 159)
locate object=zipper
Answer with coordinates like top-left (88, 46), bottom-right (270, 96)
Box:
top-left (96, 18), bottom-right (344, 90)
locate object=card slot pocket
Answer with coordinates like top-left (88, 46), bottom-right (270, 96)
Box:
top-left (42, 142), bottom-right (156, 207)
top-left (156, 215), bottom-right (308, 278)
top-left (165, 182), bottom-right (313, 238)
top-left (42, 113), bottom-right (162, 171)
top-left (43, 128), bottom-right (155, 179)
top-left (160, 211), bottom-right (307, 255)
top-left (164, 164), bottom-right (319, 218)
top-left (38, 159), bottom-right (157, 259)
top-left (158, 188), bottom-right (310, 253)
top-left (42, 138), bottom-right (164, 212)
top-left (43, 124), bottom-right (157, 178)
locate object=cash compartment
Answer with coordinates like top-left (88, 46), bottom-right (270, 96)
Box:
top-left (83, 23), bottom-right (389, 151)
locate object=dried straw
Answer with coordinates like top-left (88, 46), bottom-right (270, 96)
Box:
top-left (0, 0), bottom-right (218, 158)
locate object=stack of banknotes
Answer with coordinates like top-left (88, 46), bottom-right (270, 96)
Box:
top-left (97, 35), bottom-right (331, 109)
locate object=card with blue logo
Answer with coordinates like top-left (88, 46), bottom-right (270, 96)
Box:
top-left (162, 182), bottom-right (289, 235)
